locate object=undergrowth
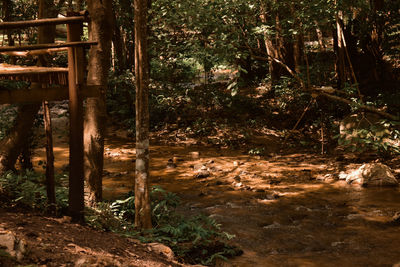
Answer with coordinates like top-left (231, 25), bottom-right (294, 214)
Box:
top-left (86, 186), bottom-right (240, 265)
top-left (0, 171), bottom-right (68, 214)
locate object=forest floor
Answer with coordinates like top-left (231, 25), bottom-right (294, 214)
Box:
top-left (2, 100), bottom-right (400, 266)
top-left (0, 207), bottom-right (187, 267)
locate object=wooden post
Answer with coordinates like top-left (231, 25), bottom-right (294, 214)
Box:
top-left (66, 14), bottom-right (85, 222)
top-left (43, 100), bottom-right (56, 209)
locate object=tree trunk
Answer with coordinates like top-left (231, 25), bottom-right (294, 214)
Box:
top-left (0, 103), bottom-right (41, 174)
top-left (43, 101), bottom-right (56, 208)
top-left (112, 12), bottom-right (127, 73)
top-left (259, 4), bottom-right (281, 84)
top-left (291, 4), bottom-right (303, 73)
top-left (315, 21), bottom-right (326, 52)
top-left (134, 0), bottom-right (152, 229)
top-left (293, 30), bottom-right (303, 74)
top-left (335, 11), bottom-right (347, 88)
top-left (83, 0), bottom-right (113, 207)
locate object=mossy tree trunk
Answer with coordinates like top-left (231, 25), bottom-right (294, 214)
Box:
top-left (83, 0), bottom-right (113, 207)
top-left (134, 0), bottom-right (152, 229)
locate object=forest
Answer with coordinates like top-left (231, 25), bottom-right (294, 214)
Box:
top-left (0, 0), bottom-right (400, 266)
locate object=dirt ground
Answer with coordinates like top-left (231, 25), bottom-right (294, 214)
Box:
top-left (0, 208), bottom-right (187, 267)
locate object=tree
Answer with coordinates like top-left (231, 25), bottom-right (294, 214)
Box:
top-left (134, 0), bottom-right (152, 229)
top-left (84, 0), bottom-right (113, 206)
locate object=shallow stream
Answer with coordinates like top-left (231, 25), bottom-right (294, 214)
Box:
top-left (34, 135), bottom-right (400, 266)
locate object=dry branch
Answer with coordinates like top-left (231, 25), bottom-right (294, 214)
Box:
top-left (315, 90), bottom-right (398, 121)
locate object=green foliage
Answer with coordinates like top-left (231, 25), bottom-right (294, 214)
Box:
top-left (87, 186), bottom-right (239, 265)
top-left (0, 171), bottom-right (68, 213)
top-left (248, 147), bottom-right (265, 156)
top-left (272, 76), bottom-right (310, 113)
top-left (0, 105), bottom-right (17, 140)
top-left (151, 57), bottom-right (200, 84)
top-left (336, 120), bottom-right (400, 158)
top-left (107, 70), bottom-right (136, 132)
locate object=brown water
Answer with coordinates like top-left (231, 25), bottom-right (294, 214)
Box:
top-left (33, 135), bottom-right (400, 267)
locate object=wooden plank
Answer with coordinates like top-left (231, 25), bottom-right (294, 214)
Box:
top-left (0, 16), bottom-right (88, 30)
top-left (0, 41), bottom-right (97, 52)
top-left (0, 64), bottom-right (68, 74)
top-left (1, 47), bottom-right (68, 56)
top-left (0, 64), bottom-right (68, 85)
top-left (0, 85), bottom-right (101, 104)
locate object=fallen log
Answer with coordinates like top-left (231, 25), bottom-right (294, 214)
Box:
top-left (313, 88), bottom-right (398, 121)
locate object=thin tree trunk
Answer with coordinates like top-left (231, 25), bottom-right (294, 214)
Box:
top-left (259, 3), bottom-right (281, 84)
top-left (134, 0), bottom-right (152, 229)
top-left (112, 13), bottom-right (127, 73)
top-left (315, 21), bottom-right (326, 52)
top-left (293, 31), bottom-right (303, 74)
top-left (0, 103), bottom-right (41, 174)
top-left (291, 4), bottom-right (303, 73)
top-left (335, 10), bottom-right (347, 88)
top-left (43, 101), bottom-right (56, 208)
top-left (83, 0), bottom-right (113, 207)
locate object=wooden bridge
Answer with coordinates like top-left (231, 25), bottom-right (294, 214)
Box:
top-left (0, 11), bottom-right (98, 221)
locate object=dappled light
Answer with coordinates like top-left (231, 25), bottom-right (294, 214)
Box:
top-left (1, 0), bottom-right (400, 265)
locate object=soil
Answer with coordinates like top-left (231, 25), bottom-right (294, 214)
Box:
top-left (2, 108), bottom-right (400, 266)
top-left (0, 208), bottom-right (186, 267)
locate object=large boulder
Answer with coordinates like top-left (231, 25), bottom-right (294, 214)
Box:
top-left (339, 163), bottom-right (398, 186)
top-left (0, 229), bottom-right (26, 261)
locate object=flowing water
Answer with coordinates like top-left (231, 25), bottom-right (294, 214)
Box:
top-left (33, 134), bottom-right (400, 266)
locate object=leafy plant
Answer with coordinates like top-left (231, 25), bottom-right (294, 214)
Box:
top-left (0, 105), bottom-right (17, 140)
top-left (88, 186), bottom-right (239, 265)
top-left (0, 171), bottom-right (68, 213)
top-left (335, 119), bottom-right (400, 157)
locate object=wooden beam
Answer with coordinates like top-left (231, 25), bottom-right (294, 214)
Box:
top-left (0, 64), bottom-right (68, 85)
top-left (0, 64), bottom-right (68, 74)
top-left (0, 41), bottom-right (97, 52)
top-left (0, 16), bottom-right (89, 30)
top-left (0, 85), bottom-right (101, 104)
top-left (1, 47), bottom-right (68, 56)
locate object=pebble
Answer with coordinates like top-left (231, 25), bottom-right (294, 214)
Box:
top-left (263, 222), bottom-right (281, 229)
top-left (189, 151), bottom-right (200, 159)
top-left (233, 175), bottom-right (241, 182)
top-left (233, 182), bottom-right (242, 187)
top-left (194, 170), bottom-right (210, 179)
top-left (166, 159), bottom-right (177, 169)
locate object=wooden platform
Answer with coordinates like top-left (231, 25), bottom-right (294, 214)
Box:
top-left (0, 64), bottom-right (68, 85)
